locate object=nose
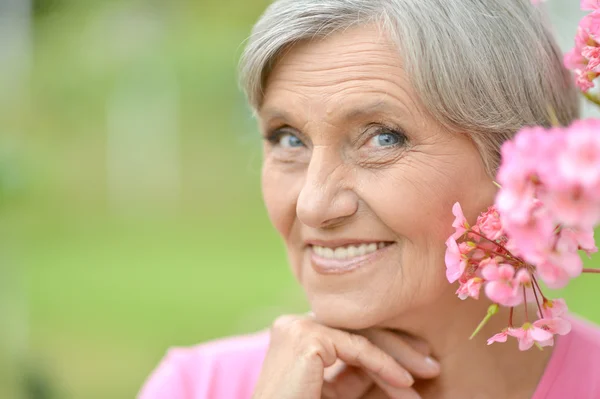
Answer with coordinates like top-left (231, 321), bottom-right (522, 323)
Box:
top-left (296, 148), bottom-right (359, 229)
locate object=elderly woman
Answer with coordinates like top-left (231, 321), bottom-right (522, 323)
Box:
top-left (139, 0), bottom-right (600, 398)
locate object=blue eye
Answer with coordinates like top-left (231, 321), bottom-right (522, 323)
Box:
top-left (370, 131), bottom-right (404, 147)
top-left (278, 133), bottom-right (305, 148)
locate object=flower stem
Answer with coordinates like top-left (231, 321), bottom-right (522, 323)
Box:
top-left (583, 91), bottom-right (600, 107)
top-left (532, 281), bottom-right (544, 320)
top-left (531, 275), bottom-right (548, 302)
top-left (523, 285), bottom-right (529, 322)
top-left (470, 304), bottom-right (499, 340)
top-left (509, 306), bottom-right (514, 328)
top-left (467, 230), bottom-right (513, 255)
top-left (583, 268), bottom-right (600, 273)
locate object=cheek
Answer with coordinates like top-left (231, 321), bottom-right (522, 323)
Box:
top-left (261, 164), bottom-right (301, 240)
top-left (364, 167), bottom-right (455, 242)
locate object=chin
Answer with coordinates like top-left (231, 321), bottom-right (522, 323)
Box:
top-left (308, 295), bottom-right (390, 330)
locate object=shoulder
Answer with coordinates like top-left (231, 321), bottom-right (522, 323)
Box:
top-left (533, 314), bottom-right (600, 399)
top-left (138, 330), bottom-right (270, 399)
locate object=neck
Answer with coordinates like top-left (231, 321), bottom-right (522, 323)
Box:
top-left (383, 290), bottom-right (553, 398)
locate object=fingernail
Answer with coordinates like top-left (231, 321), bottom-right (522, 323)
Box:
top-left (425, 356), bottom-right (440, 371)
top-left (403, 369), bottom-right (415, 385)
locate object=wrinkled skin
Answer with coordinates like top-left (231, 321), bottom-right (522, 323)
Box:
top-left (254, 24), bottom-right (550, 399)
top-left (259, 25), bottom-right (496, 330)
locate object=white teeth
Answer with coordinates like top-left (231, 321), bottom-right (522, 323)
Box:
top-left (312, 242), bottom-right (388, 260)
top-left (334, 247), bottom-right (347, 259)
top-left (347, 246), bottom-right (358, 257)
top-left (356, 244), bottom-right (367, 256)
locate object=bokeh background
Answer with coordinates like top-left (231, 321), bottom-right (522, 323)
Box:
top-left (0, 0), bottom-right (598, 398)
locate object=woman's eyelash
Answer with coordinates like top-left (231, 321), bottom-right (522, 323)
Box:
top-left (264, 127), bottom-right (295, 145)
top-left (263, 124), bottom-right (408, 147)
top-left (367, 124), bottom-right (409, 146)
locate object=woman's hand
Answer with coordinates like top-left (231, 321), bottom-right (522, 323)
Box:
top-left (252, 315), bottom-right (440, 399)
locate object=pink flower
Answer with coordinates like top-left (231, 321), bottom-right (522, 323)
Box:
top-left (487, 330), bottom-right (508, 345)
top-left (583, 46), bottom-right (600, 71)
top-left (532, 317), bottom-right (572, 347)
top-left (540, 188), bottom-right (600, 230)
top-left (557, 227), bottom-right (598, 258)
top-left (476, 206), bottom-right (504, 241)
top-left (502, 209), bottom-right (556, 266)
top-left (557, 119), bottom-right (600, 190)
top-left (576, 70), bottom-right (596, 92)
top-left (482, 264), bottom-right (522, 306)
top-left (456, 277), bottom-right (483, 300)
top-left (452, 202), bottom-right (469, 239)
top-left (564, 30), bottom-right (588, 70)
top-left (508, 323), bottom-right (554, 351)
top-left (581, 11), bottom-right (600, 41)
top-left (445, 236), bottom-right (466, 283)
top-left (582, 0), bottom-right (600, 10)
top-left (565, 11), bottom-right (600, 91)
top-left (538, 298), bottom-right (568, 319)
top-left (536, 261), bottom-right (572, 289)
top-left (496, 128), bottom-right (548, 224)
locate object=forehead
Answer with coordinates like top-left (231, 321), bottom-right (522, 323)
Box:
top-left (260, 25), bottom-right (423, 122)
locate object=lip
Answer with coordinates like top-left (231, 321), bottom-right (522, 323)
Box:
top-left (305, 239), bottom-right (391, 248)
top-left (308, 242), bottom-right (395, 275)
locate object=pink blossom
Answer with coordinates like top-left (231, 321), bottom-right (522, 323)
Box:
top-left (487, 330), bottom-right (508, 345)
top-left (564, 50), bottom-right (585, 71)
top-left (476, 206), bottom-right (504, 241)
top-left (565, 11), bottom-right (600, 91)
top-left (581, 11), bottom-right (600, 41)
top-left (496, 128), bottom-right (548, 224)
top-left (582, 0), bottom-right (600, 10)
top-left (508, 324), bottom-right (554, 351)
top-left (482, 264), bottom-right (522, 306)
top-left (456, 277), bottom-right (483, 300)
top-left (532, 317), bottom-right (572, 347)
top-left (452, 202), bottom-right (469, 239)
top-left (536, 260), bottom-right (573, 289)
top-left (557, 227), bottom-right (598, 258)
top-left (538, 298), bottom-right (568, 319)
top-left (576, 69), bottom-right (597, 92)
top-left (583, 46), bottom-right (600, 72)
top-left (445, 236), bottom-right (466, 283)
top-left (540, 188), bottom-right (600, 230)
top-left (557, 119), bottom-right (600, 190)
top-left (501, 209), bottom-right (556, 266)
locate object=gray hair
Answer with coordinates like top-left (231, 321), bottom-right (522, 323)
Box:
top-left (239, 0), bottom-right (580, 175)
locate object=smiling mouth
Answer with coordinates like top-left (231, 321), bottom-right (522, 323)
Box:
top-left (309, 242), bottom-right (394, 274)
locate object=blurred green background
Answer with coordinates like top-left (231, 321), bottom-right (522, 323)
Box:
top-left (0, 0), bottom-right (598, 398)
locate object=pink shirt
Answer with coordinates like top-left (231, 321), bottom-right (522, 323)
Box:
top-left (138, 315), bottom-right (600, 399)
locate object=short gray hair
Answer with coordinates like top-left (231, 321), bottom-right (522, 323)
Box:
top-left (239, 0), bottom-right (580, 175)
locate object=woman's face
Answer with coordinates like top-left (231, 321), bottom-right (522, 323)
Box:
top-left (258, 25), bottom-right (497, 329)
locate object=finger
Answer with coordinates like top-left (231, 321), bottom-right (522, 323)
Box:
top-left (364, 369), bottom-right (422, 399)
top-left (363, 384), bottom-right (422, 399)
top-left (325, 329), bottom-right (415, 389)
top-left (360, 329), bottom-right (440, 379)
top-left (391, 331), bottom-right (431, 356)
top-left (322, 364), bottom-right (373, 399)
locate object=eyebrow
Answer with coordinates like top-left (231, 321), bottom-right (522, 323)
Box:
top-left (260, 99), bottom-right (402, 124)
top-left (341, 100), bottom-right (396, 120)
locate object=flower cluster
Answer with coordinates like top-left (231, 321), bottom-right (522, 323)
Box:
top-left (564, 1), bottom-right (600, 91)
top-left (496, 120), bottom-right (600, 288)
top-left (446, 120), bottom-right (600, 351)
